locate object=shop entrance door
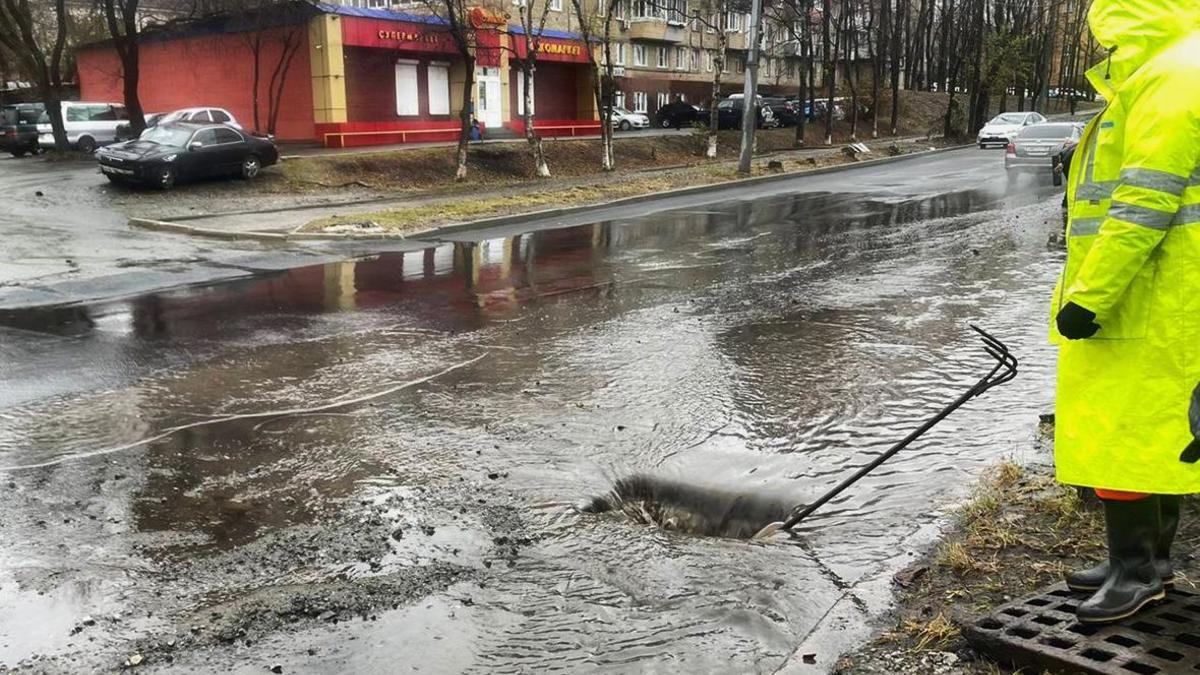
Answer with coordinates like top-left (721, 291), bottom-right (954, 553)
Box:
top-left (476, 67), bottom-right (502, 129)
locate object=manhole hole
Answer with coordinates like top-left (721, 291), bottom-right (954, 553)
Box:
top-left (963, 583), bottom-right (1200, 674)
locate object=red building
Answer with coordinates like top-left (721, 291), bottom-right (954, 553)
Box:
top-left (76, 3), bottom-right (600, 147)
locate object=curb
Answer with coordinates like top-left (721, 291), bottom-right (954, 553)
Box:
top-left (130, 142), bottom-right (972, 243)
top-left (127, 218), bottom-right (289, 242)
top-left (381, 143), bottom-right (974, 242)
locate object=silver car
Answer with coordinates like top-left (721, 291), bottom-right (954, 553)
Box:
top-left (1005, 122), bottom-right (1082, 180)
top-left (977, 111), bottom-right (1046, 148)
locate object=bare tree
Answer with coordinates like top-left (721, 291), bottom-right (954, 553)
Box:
top-left (98, 0), bottom-right (148, 136)
top-left (0, 0), bottom-right (70, 149)
top-left (510, 0), bottom-right (554, 177)
top-left (569, 0), bottom-right (619, 170)
top-left (688, 0), bottom-right (733, 158)
top-left (420, 0), bottom-right (498, 180)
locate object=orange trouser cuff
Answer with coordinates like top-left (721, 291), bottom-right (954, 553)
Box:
top-left (1095, 488), bottom-right (1151, 501)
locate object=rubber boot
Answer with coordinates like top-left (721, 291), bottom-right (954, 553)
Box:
top-left (1065, 494), bottom-right (1178, 592)
top-left (1076, 497), bottom-right (1165, 624)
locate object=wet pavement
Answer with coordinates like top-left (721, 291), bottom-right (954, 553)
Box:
top-left (0, 148), bottom-right (1066, 673)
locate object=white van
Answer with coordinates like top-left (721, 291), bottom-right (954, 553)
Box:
top-left (37, 102), bottom-right (129, 153)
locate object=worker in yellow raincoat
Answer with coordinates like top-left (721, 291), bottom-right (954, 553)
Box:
top-left (1052, 0), bottom-right (1200, 623)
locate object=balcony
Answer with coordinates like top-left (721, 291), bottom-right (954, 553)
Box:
top-left (627, 18), bottom-right (687, 43)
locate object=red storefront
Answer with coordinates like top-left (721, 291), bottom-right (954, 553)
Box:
top-left (75, 4), bottom-right (599, 147)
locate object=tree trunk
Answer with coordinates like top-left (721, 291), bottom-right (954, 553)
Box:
top-left (889, 0), bottom-right (904, 135)
top-left (522, 62), bottom-right (549, 177)
top-left (709, 45), bottom-right (724, 158)
top-left (822, 0), bottom-right (833, 145)
top-left (250, 34), bottom-right (263, 134)
top-left (43, 93), bottom-right (69, 150)
top-left (795, 14), bottom-right (808, 148)
top-left (844, 0), bottom-right (859, 140)
top-left (457, 56), bottom-right (475, 181)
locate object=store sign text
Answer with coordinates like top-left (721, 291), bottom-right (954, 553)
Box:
top-left (537, 41), bottom-right (582, 56)
top-left (377, 29), bottom-right (445, 45)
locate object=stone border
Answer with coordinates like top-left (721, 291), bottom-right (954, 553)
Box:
top-left (129, 143), bottom-right (973, 243)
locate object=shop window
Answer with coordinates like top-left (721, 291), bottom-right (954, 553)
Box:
top-left (633, 91), bottom-right (647, 113)
top-left (633, 44), bottom-right (646, 66)
top-left (428, 62), bottom-right (450, 115)
top-left (656, 47), bottom-right (667, 69)
top-left (395, 60), bottom-right (419, 116)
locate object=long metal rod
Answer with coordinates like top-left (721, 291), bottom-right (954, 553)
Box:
top-left (778, 326), bottom-right (1018, 531)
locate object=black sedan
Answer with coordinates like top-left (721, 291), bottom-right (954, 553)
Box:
top-left (96, 122), bottom-right (278, 189)
top-left (655, 101), bottom-right (705, 129)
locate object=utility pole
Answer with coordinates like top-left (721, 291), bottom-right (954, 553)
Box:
top-left (737, 0), bottom-right (763, 175)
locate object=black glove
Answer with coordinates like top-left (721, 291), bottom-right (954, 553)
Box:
top-left (1056, 302), bottom-right (1100, 339)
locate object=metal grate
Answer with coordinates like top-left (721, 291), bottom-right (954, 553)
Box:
top-left (962, 583), bottom-right (1200, 674)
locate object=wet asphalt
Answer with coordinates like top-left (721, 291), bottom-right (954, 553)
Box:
top-left (0, 148), bottom-right (1066, 673)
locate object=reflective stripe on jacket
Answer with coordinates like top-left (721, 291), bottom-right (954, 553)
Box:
top-left (1052, 0), bottom-right (1200, 493)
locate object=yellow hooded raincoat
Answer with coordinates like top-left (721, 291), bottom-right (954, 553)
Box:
top-left (1053, 0), bottom-right (1200, 493)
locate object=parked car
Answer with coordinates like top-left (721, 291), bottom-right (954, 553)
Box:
top-left (158, 107), bottom-right (242, 129)
top-left (36, 102), bottom-right (129, 153)
top-left (96, 122), bottom-right (278, 190)
top-left (0, 102), bottom-right (45, 157)
top-left (609, 106), bottom-right (650, 131)
top-left (115, 112), bottom-right (167, 142)
top-left (976, 111), bottom-right (1046, 148)
top-left (804, 98), bottom-right (846, 122)
top-left (761, 96), bottom-right (800, 127)
top-left (1005, 122), bottom-right (1083, 180)
top-left (655, 100), bottom-right (704, 128)
top-left (714, 97), bottom-right (775, 130)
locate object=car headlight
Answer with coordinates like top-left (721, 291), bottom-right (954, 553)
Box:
top-left (161, 154), bottom-right (177, 162)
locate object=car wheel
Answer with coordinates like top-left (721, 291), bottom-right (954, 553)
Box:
top-left (241, 155), bottom-right (262, 179)
top-left (660, 117), bottom-right (672, 128)
top-left (10, 149), bottom-right (26, 158)
top-left (619, 120), bottom-right (632, 131)
top-left (157, 166), bottom-right (176, 190)
top-left (77, 136), bottom-right (96, 154)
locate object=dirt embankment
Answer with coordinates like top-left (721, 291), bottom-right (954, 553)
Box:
top-left (834, 424), bottom-right (1200, 674)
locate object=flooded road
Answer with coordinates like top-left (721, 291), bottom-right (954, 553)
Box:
top-left (0, 149), bottom-right (1066, 673)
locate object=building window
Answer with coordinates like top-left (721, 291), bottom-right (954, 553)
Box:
top-left (428, 62), bottom-right (450, 115)
top-left (632, 0), bottom-right (653, 19)
top-left (549, 0), bottom-right (562, 9)
top-left (691, 48), bottom-right (700, 70)
top-left (666, 0), bottom-right (686, 24)
top-left (705, 50), bottom-right (712, 72)
top-left (615, 91), bottom-right (626, 108)
top-left (394, 60), bottom-right (419, 116)
top-left (657, 92), bottom-right (669, 110)
top-left (366, 0), bottom-right (388, 7)
top-left (633, 91), bottom-right (647, 113)
top-left (724, 11), bottom-right (740, 31)
top-left (614, 42), bottom-right (626, 65)
top-left (733, 55), bottom-right (744, 73)
top-left (633, 44), bottom-right (647, 66)
top-left (656, 46), bottom-right (667, 68)
top-left (674, 46), bottom-right (686, 70)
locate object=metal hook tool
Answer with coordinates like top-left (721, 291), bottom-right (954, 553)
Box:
top-left (753, 325), bottom-right (1019, 540)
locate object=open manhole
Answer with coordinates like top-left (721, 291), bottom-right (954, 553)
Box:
top-left (963, 583), bottom-right (1200, 674)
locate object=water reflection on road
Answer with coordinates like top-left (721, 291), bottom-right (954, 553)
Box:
top-left (0, 169), bottom-right (1064, 671)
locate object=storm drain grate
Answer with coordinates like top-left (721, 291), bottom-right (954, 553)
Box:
top-left (962, 583), bottom-right (1200, 674)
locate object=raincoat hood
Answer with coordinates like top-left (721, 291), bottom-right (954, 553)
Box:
top-left (1087, 0), bottom-right (1200, 92)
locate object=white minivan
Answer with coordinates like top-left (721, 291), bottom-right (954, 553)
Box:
top-left (37, 102), bottom-right (129, 153)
